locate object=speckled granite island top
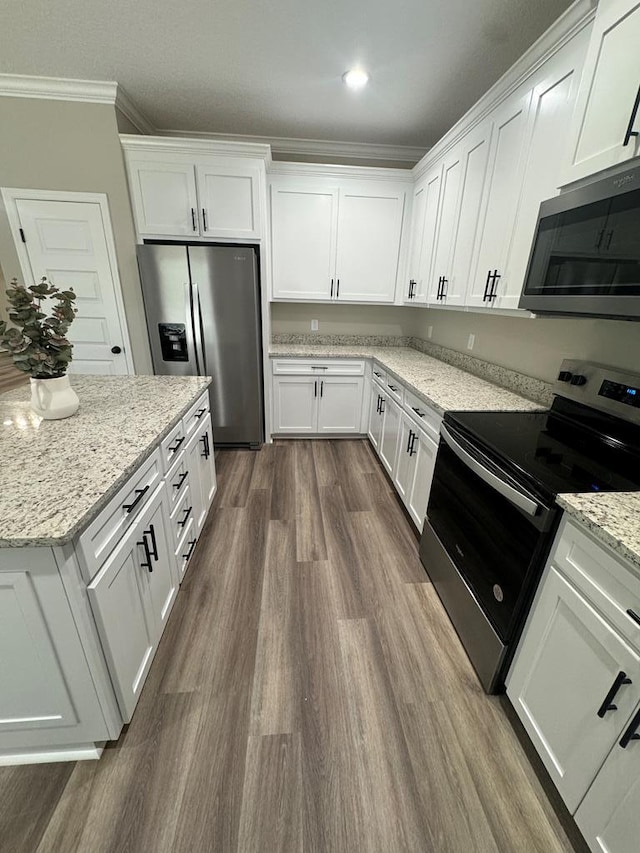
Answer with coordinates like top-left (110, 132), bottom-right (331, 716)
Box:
top-left (270, 344), bottom-right (544, 413)
top-left (0, 375), bottom-right (211, 548)
top-left (557, 493), bottom-right (640, 572)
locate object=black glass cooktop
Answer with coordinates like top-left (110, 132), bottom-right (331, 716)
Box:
top-left (446, 396), bottom-right (640, 501)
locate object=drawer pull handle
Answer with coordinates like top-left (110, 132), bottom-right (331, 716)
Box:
top-left (195, 408), bottom-right (207, 419)
top-left (389, 385), bottom-right (399, 392)
top-left (178, 506), bottom-right (192, 528)
top-left (169, 436), bottom-right (185, 454)
top-left (373, 371), bottom-right (383, 377)
top-left (412, 406), bottom-right (426, 418)
top-left (597, 670), bottom-right (632, 718)
top-left (409, 432), bottom-right (418, 456)
top-left (183, 539), bottom-right (197, 561)
top-left (406, 429), bottom-right (414, 454)
top-left (173, 471), bottom-right (188, 491)
top-left (144, 523), bottom-right (159, 561)
top-left (137, 534), bottom-right (154, 572)
top-left (200, 431), bottom-right (211, 459)
top-left (379, 397), bottom-right (385, 414)
top-left (123, 485), bottom-right (150, 515)
top-left (620, 706), bottom-right (640, 749)
top-left (627, 609), bottom-right (640, 627)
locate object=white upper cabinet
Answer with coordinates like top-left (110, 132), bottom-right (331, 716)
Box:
top-left (428, 144), bottom-right (463, 303)
top-left (466, 90), bottom-right (532, 308)
top-left (122, 142), bottom-right (267, 240)
top-left (404, 180), bottom-right (428, 302)
top-left (269, 174), bottom-right (409, 304)
top-left (196, 162), bottom-right (261, 239)
top-left (334, 187), bottom-right (405, 303)
top-left (270, 184), bottom-right (338, 300)
top-left (563, 0), bottom-right (640, 184)
top-left (127, 158), bottom-right (200, 237)
top-left (405, 166), bottom-right (442, 304)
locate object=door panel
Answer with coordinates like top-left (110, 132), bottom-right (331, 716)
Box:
top-left (15, 199), bottom-right (130, 375)
top-left (407, 428), bottom-right (438, 531)
top-left (128, 160), bottom-right (199, 236)
top-left (368, 382), bottom-right (384, 451)
top-left (144, 498), bottom-right (179, 633)
top-left (507, 567), bottom-right (640, 812)
top-left (273, 376), bottom-right (318, 433)
top-left (194, 414), bottom-right (217, 522)
top-left (196, 164), bottom-right (260, 239)
top-left (428, 146), bottom-right (463, 302)
top-left (379, 396), bottom-right (401, 475)
top-left (271, 186), bottom-right (338, 300)
top-left (317, 377), bottom-right (364, 433)
top-left (394, 415), bottom-right (415, 502)
top-left (335, 189), bottom-right (405, 303)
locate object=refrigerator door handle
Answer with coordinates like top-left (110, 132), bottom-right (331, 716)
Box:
top-left (190, 282), bottom-right (207, 375)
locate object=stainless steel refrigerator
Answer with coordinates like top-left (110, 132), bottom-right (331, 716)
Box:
top-left (137, 244), bottom-right (264, 447)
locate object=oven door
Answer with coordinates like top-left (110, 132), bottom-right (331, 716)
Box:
top-left (425, 423), bottom-right (555, 642)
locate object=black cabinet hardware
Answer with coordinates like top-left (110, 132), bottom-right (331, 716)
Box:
top-left (178, 506), bottom-right (192, 528)
top-left (597, 670), bottom-right (632, 718)
top-left (111, 345), bottom-right (122, 354)
top-left (123, 485), bottom-right (149, 514)
top-left (169, 436), bottom-right (185, 453)
top-left (376, 394), bottom-right (381, 414)
top-left (331, 278), bottom-right (334, 298)
top-left (389, 385), bottom-right (399, 393)
top-left (200, 432), bottom-right (210, 459)
top-left (409, 431), bottom-right (418, 456)
top-left (627, 609), bottom-right (640, 627)
top-left (406, 430), bottom-right (414, 453)
top-left (488, 270), bottom-right (500, 301)
top-left (373, 371), bottom-right (383, 377)
top-left (379, 397), bottom-right (386, 413)
top-left (619, 706), bottom-right (640, 749)
top-left (202, 208), bottom-right (208, 231)
top-left (440, 277), bottom-right (448, 299)
top-left (195, 407), bottom-right (207, 419)
top-left (314, 380), bottom-right (318, 398)
top-left (623, 84), bottom-right (640, 147)
top-left (411, 406), bottom-right (426, 418)
top-left (138, 535), bottom-right (153, 572)
top-left (336, 279), bottom-right (340, 298)
top-left (173, 471), bottom-right (188, 491)
top-left (183, 539), bottom-right (197, 562)
top-left (145, 523), bottom-right (159, 561)
top-left (320, 380), bottom-right (324, 397)
top-left (482, 269), bottom-right (492, 302)
top-left (191, 208), bottom-right (197, 231)
top-left (409, 279), bottom-right (416, 299)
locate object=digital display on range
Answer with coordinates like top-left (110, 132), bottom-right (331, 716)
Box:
top-left (599, 379), bottom-right (640, 408)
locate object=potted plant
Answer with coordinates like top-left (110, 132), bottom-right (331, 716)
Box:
top-left (0, 277), bottom-right (79, 419)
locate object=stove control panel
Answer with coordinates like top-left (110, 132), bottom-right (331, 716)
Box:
top-left (555, 360), bottom-right (640, 425)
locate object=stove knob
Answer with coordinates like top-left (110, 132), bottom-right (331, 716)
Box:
top-left (570, 374), bottom-right (587, 386)
top-left (557, 370), bottom-right (573, 382)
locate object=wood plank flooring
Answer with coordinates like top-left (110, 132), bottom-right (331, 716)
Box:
top-left (0, 439), bottom-right (585, 853)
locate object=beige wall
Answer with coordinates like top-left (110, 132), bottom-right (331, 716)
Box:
top-left (0, 97), bottom-right (152, 372)
top-left (271, 302), bottom-right (416, 337)
top-left (407, 309), bottom-right (640, 383)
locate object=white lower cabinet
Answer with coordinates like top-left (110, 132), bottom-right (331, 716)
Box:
top-left (188, 413), bottom-right (218, 533)
top-left (273, 376), bottom-right (318, 434)
top-left (379, 395), bottom-right (402, 475)
top-left (507, 518), bottom-right (640, 851)
top-left (393, 413), bottom-right (438, 532)
top-left (88, 484), bottom-right (178, 722)
top-left (316, 377), bottom-right (365, 433)
top-left (367, 381), bottom-right (385, 451)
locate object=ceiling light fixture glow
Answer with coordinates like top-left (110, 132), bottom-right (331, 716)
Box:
top-left (343, 69), bottom-right (370, 90)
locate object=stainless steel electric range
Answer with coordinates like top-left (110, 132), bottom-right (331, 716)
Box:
top-left (420, 360), bottom-right (640, 693)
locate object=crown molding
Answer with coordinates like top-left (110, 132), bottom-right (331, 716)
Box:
top-left (158, 129), bottom-right (426, 166)
top-left (267, 160), bottom-right (414, 181)
top-left (412, 0), bottom-right (597, 180)
top-left (0, 73), bottom-right (118, 103)
top-left (114, 85), bottom-right (155, 134)
top-left (120, 133), bottom-right (272, 162)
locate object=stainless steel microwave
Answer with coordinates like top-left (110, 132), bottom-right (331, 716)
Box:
top-left (519, 165), bottom-right (640, 320)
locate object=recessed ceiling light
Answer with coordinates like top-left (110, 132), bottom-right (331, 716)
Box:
top-left (343, 69), bottom-right (370, 90)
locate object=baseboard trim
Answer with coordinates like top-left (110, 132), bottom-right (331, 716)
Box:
top-left (0, 743), bottom-right (105, 766)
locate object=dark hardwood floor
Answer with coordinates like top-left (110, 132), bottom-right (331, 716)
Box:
top-left (0, 440), bottom-right (581, 852)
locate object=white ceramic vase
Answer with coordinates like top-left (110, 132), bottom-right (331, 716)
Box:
top-left (30, 375), bottom-right (80, 420)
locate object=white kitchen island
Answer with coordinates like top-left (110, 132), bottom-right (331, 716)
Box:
top-left (0, 375), bottom-right (216, 765)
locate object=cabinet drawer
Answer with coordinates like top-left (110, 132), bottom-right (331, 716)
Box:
top-left (553, 517), bottom-right (640, 649)
top-left (371, 364), bottom-right (387, 386)
top-left (385, 376), bottom-right (404, 405)
top-left (176, 517), bottom-right (197, 578)
top-left (272, 358), bottom-right (365, 376)
top-left (403, 388), bottom-right (442, 442)
top-left (170, 482), bottom-right (194, 550)
top-left (165, 452), bottom-right (190, 512)
top-left (78, 449), bottom-right (163, 582)
top-left (160, 420), bottom-right (187, 472)
top-left (183, 391), bottom-right (210, 438)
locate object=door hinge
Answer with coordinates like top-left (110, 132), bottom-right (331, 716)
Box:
top-left (19, 228), bottom-right (26, 243)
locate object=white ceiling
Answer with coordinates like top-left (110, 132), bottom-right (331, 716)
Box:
top-left (0, 0), bottom-right (573, 152)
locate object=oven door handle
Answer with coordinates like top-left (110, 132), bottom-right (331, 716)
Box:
top-left (440, 424), bottom-right (540, 518)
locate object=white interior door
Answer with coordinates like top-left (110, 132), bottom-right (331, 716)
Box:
top-left (10, 196), bottom-right (132, 375)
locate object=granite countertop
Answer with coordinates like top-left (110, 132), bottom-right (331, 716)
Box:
top-left (0, 374), bottom-right (211, 548)
top-left (557, 493), bottom-right (640, 572)
top-left (270, 343), bottom-right (544, 413)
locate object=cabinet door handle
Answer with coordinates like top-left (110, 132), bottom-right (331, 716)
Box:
top-left (627, 609), bottom-right (640, 627)
top-left (411, 406), bottom-right (426, 418)
top-left (379, 397), bottom-right (385, 413)
top-left (191, 208), bottom-right (198, 232)
top-left (314, 380), bottom-right (318, 398)
top-left (202, 208), bottom-right (208, 232)
top-left (441, 277), bottom-right (448, 298)
top-left (169, 436), bottom-right (185, 454)
top-left (173, 471), bottom-right (188, 491)
top-left (182, 539), bottom-right (197, 562)
top-left (406, 429), bottom-right (414, 454)
top-left (619, 706), bottom-right (640, 749)
top-left (409, 431), bottom-right (418, 456)
top-left (597, 670), bottom-right (632, 718)
top-left (123, 485), bottom-right (149, 514)
top-left (623, 84), bottom-right (640, 147)
top-left (200, 432), bottom-right (210, 459)
top-left (138, 534), bottom-right (154, 573)
top-left (488, 270), bottom-right (500, 301)
top-left (409, 279), bottom-right (416, 299)
top-left (376, 394), bottom-right (381, 413)
top-left (482, 270), bottom-right (492, 302)
top-left (145, 523), bottom-right (159, 561)
top-left (178, 506), bottom-right (192, 528)
top-left (195, 408), bottom-right (207, 419)
top-left (320, 380), bottom-right (324, 397)
top-left (336, 279), bottom-right (340, 298)
top-left (330, 278), bottom-right (334, 298)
